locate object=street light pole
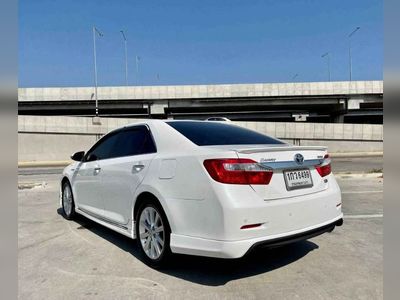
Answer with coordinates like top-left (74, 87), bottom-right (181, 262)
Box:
top-left (120, 30), bottom-right (128, 86)
top-left (136, 56), bottom-right (140, 85)
top-left (321, 52), bottom-right (331, 81)
top-left (348, 26), bottom-right (360, 81)
top-left (92, 26), bottom-right (103, 116)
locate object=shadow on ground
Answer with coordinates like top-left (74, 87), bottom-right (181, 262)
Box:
top-left (58, 208), bottom-right (319, 286)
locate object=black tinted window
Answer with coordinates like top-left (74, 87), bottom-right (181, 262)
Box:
top-left (86, 126), bottom-right (156, 161)
top-left (111, 127), bottom-right (156, 158)
top-left (87, 133), bottom-right (120, 161)
top-left (167, 121), bottom-right (284, 146)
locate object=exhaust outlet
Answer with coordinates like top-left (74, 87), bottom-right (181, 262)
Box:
top-left (336, 218), bottom-right (343, 227)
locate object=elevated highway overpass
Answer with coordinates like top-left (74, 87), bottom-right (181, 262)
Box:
top-left (18, 80), bottom-right (383, 123)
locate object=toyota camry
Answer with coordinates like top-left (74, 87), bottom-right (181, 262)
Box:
top-left (60, 120), bottom-right (343, 267)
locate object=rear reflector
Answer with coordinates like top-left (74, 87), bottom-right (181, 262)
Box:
top-left (203, 158), bottom-right (273, 185)
top-left (316, 154), bottom-right (332, 177)
top-left (240, 223), bottom-right (263, 230)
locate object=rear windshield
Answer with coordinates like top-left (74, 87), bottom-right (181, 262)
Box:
top-left (167, 121), bottom-right (285, 146)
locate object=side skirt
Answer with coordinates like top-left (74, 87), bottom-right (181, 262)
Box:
top-left (75, 207), bottom-right (135, 239)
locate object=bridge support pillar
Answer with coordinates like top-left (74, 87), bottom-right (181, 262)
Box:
top-left (333, 114), bottom-right (345, 123)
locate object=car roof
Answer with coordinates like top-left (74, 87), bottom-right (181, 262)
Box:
top-left (123, 119), bottom-right (204, 126)
top-left (111, 119), bottom-right (205, 131)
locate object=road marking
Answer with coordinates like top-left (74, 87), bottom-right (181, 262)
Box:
top-left (342, 190), bottom-right (382, 194)
top-left (344, 214), bottom-right (383, 219)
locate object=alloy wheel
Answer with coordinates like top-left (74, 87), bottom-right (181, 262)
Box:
top-left (138, 207), bottom-right (165, 260)
top-left (62, 184), bottom-right (73, 216)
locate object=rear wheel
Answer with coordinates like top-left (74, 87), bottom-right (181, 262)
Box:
top-left (62, 181), bottom-right (76, 220)
top-left (135, 201), bottom-right (171, 268)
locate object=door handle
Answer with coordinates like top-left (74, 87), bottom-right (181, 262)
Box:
top-left (94, 167), bottom-right (101, 175)
top-left (132, 164), bottom-right (145, 173)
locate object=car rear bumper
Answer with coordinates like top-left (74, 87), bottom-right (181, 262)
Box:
top-left (170, 215), bottom-right (343, 259)
top-left (245, 217), bottom-right (343, 254)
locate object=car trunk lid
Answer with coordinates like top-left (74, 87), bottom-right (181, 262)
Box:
top-left (228, 145), bottom-right (330, 200)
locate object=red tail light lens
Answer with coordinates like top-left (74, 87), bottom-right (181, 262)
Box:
top-left (203, 159), bottom-right (273, 184)
top-left (316, 154), bottom-right (332, 177)
top-left (316, 164), bottom-right (331, 177)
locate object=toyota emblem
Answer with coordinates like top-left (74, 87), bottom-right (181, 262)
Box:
top-left (294, 153), bottom-right (304, 165)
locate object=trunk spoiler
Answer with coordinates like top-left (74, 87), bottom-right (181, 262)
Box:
top-left (235, 145), bottom-right (327, 154)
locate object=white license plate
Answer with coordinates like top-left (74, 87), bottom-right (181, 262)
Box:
top-left (283, 169), bottom-right (313, 190)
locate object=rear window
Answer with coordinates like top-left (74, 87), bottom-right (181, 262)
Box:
top-left (167, 121), bottom-right (285, 146)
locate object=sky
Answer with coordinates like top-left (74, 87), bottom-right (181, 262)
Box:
top-left (19, 0), bottom-right (383, 87)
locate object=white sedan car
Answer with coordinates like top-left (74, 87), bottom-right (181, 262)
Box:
top-left (60, 120), bottom-right (343, 267)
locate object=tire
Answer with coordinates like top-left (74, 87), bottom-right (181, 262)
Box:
top-left (135, 200), bottom-right (172, 268)
top-left (62, 181), bottom-right (76, 220)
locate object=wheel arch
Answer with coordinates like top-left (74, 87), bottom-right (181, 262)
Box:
top-left (134, 191), bottom-right (160, 221)
top-left (133, 189), bottom-right (175, 233)
top-left (59, 176), bottom-right (71, 207)
top-left (61, 176), bottom-right (70, 188)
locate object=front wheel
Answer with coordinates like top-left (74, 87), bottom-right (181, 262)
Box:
top-left (62, 181), bottom-right (76, 220)
top-left (135, 201), bottom-right (171, 268)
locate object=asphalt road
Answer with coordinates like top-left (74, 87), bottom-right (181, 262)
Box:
top-left (331, 156), bottom-right (383, 174)
top-left (18, 170), bottom-right (383, 299)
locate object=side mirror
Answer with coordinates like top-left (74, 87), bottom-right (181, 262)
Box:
top-left (70, 151), bottom-right (85, 162)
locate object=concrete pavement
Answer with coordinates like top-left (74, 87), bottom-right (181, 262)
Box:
top-left (18, 162), bottom-right (383, 299)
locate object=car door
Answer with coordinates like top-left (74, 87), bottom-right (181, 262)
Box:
top-left (72, 132), bottom-right (120, 217)
top-left (100, 125), bottom-right (157, 226)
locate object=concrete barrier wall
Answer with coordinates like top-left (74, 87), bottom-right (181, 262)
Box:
top-left (233, 121), bottom-right (383, 141)
top-left (19, 80), bottom-right (383, 101)
top-left (18, 116), bottom-right (383, 162)
top-left (19, 133), bottom-right (97, 162)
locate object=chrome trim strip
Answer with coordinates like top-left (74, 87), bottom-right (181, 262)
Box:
top-left (260, 159), bottom-right (324, 170)
top-left (78, 207), bottom-right (129, 230)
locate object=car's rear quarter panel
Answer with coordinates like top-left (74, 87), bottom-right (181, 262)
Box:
top-left (139, 150), bottom-right (236, 239)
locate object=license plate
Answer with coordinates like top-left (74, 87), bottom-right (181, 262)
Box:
top-left (283, 169), bottom-right (313, 191)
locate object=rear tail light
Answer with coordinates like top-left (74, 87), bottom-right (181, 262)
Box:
top-left (203, 158), bottom-right (273, 185)
top-left (316, 154), bottom-right (332, 177)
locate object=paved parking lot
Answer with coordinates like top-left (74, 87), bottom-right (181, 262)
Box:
top-left (18, 162), bottom-right (383, 299)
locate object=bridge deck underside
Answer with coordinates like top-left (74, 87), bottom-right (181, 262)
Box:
top-left (18, 94), bottom-right (383, 123)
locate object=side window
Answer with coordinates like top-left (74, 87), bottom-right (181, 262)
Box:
top-left (85, 132), bottom-right (119, 161)
top-left (85, 126), bottom-right (156, 161)
top-left (110, 126), bottom-right (156, 158)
